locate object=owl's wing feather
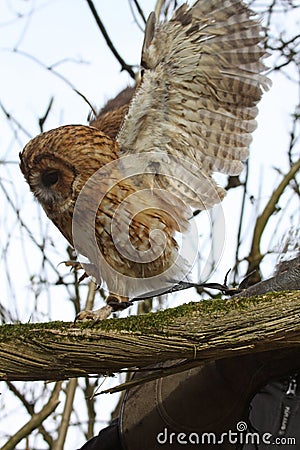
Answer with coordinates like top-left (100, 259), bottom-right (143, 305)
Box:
top-left (117, 0), bottom-right (271, 208)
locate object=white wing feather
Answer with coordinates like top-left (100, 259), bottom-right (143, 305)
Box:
top-left (117, 0), bottom-right (271, 209)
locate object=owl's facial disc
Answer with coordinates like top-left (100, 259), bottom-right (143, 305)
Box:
top-left (20, 154), bottom-right (77, 216)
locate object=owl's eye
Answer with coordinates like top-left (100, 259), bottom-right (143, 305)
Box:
top-left (41, 170), bottom-right (59, 188)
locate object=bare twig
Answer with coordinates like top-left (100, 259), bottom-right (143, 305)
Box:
top-left (52, 380), bottom-right (78, 450)
top-left (3, 48), bottom-right (96, 115)
top-left (6, 381), bottom-right (53, 447)
top-left (0, 100), bottom-right (31, 139)
top-left (84, 280), bottom-right (97, 311)
top-left (0, 180), bottom-right (69, 291)
top-left (2, 381), bottom-right (62, 450)
top-left (287, 104), bottom-right (300, 169)
top-left (83, 378), bottom-right (98, 439)
top-left (39, 97), bottom-right (54, 133)
top-left (232, 161), bottom-right (249, 283)
top-left (128, 0), bottom-right (147, 31)
top-left (52, 280), bottom-right (97, 449)
top-left (132, 0), bottom-right (146, 24)
top-left (246, 160), bottom-right (300, 275)
top-left (85, 0), bottom-right (136, 79)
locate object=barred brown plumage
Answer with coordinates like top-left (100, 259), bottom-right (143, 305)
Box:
top-left (20, 0), bottom-right (271, 320)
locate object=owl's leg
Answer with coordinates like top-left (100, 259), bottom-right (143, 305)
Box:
top-left (106, 295), bottom-right (133, 310)
top-left (74, 295), bottom-right (133, 323)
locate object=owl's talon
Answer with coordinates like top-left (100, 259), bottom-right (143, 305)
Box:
top-left (63, 260), bottom-right (82, 270)
top-left (74, 305), bottom-right (113, 323)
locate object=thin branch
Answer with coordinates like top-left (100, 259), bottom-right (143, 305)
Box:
top-left (2, 381), bottom-right (62, 450)
top-left (0, 100), bottom-right (31, 139)
top-left (84, 280), bottom-right (97, 312)
top-left (0, 180), bottom-right (68, 290)
top-left (39, 97), bottom-right (54, 133)
top-left (3, 48), bottom-right (96, 115)
top-left (130, 0), bottom-right (147, 25)
top-left (246, 159), bottom-right (300, 274)
top-left (66, 246), bottom-right (82, 315)
top-left (52, 280), bottom-right (97, 449)
top-left (85, 0), bottom-right (136, 79)
top-left (6, 381), bottom-right (53, 447)
top-left (52, 379), bottom-right (78, 450)
top-left (83, 378), bottom-right (98, 439)
top-left (233, 162), bottom-right (250, 283)
top-left (128, 0), bottom-right (146, 32)
top-left (288, 102), bottom-right (300, 169)
top-left (267, 33), bottom-right (300, 53)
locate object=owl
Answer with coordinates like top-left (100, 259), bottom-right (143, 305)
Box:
top-left (20, 0), bottom-right (271, 320)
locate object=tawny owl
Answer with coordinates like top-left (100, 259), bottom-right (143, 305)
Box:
top-left (20, 0), bottom-right (271, 320)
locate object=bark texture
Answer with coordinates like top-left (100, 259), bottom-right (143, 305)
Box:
top-left (0, 290), bottom-right (300, 381)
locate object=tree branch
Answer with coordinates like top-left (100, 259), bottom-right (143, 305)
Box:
top-left (236, 256), bottom-right (300, 297)
top-left (6, 381), bottom-right (53, 447)
top-left (85, 0), bottom-right (136, 79)
top-left (52, 379), bottom-right (77, 450)
top-left (0, 291), bottom-right (300, 382)
top-left (2, 381), bottom-right (62, 450)
top-left (52, 279), bottom-right (97, 449)
top-left (247, 160), bottom-right (300, 275)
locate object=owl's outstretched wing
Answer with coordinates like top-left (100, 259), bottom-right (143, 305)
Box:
top-left (117, 0), bottom-right (271, 209)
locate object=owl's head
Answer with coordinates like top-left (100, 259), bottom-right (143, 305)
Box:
top-left (20, 124), bottom-right (117, 218)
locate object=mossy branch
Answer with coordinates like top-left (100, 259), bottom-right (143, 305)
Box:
top-left (0, 291), bottom-right (300, 382)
